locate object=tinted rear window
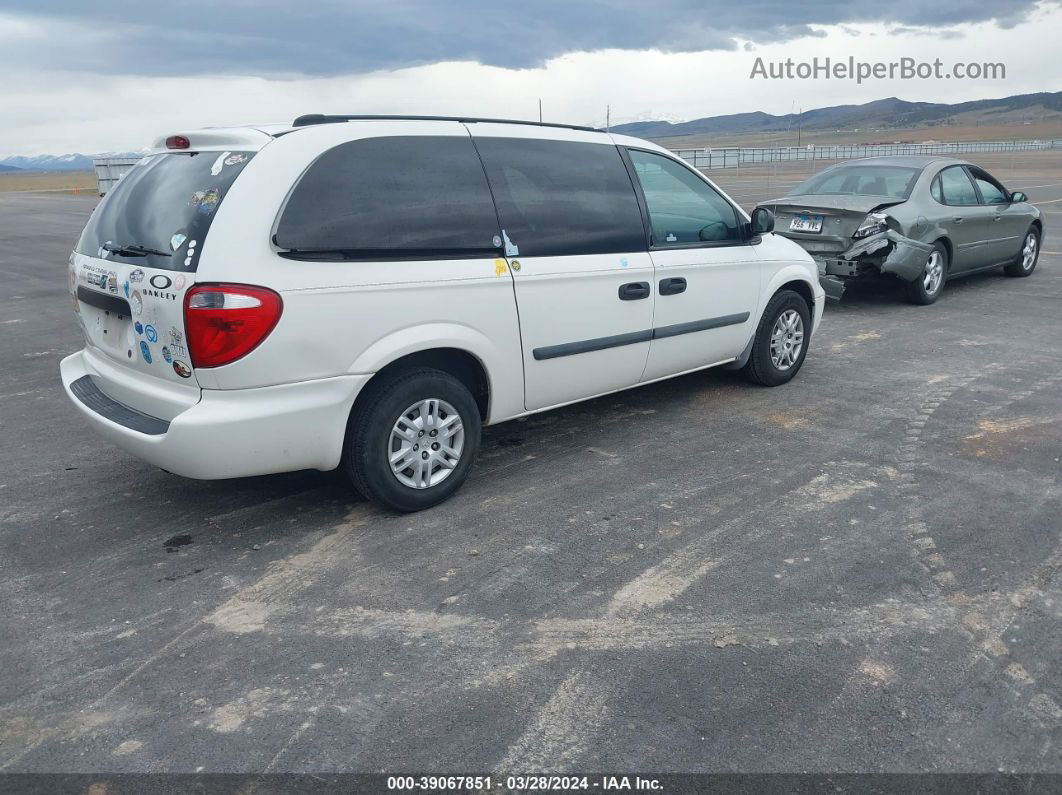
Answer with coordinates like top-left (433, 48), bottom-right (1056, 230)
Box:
top-left (274, 136), bottom-right (500, 257)
top-left (76, 151), bottom-right (255, 271)
top-left (792, 165), bottom-right (920, 199)
top-left (474, 137), bottom-right (646, 257)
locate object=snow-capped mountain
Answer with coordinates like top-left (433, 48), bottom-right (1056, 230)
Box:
top-left (0, 152), bottom-right (140, 172)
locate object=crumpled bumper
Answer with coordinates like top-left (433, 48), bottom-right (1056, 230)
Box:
top-left (815, 230), bottom-right (934, 299)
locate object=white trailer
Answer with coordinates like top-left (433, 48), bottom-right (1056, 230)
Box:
top-left (92, 157), bottom-right (139, 196)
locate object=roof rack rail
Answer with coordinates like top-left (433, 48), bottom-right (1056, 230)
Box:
top-left (291, 113), bottom-right (601, 133)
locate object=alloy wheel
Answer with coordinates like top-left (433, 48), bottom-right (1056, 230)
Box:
top-left (923, 250), bottom-right (945, 295)
top-left (770, 309), bottom-right (804, 371)
top-left (388, 398), bottom-right (465, 489)
top-left (1022, 232), bottom-right (1038, 270)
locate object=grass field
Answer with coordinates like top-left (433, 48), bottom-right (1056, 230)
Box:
top-left (0, 171), bottom-right (98, 193)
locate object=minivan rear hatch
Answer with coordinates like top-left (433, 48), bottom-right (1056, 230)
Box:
top-left (71, 147), bottom-right (257, 406)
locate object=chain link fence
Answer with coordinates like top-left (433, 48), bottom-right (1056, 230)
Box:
top-left (673, 139), bottom-right (1062, 170)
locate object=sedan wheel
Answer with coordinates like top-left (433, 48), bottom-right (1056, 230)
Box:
top-left (923, 250), bottom-right (945, 295)
top-left (1005, 228), bottom-right (1040, 277)
top-left (905, 242), bottom-right (949, 305)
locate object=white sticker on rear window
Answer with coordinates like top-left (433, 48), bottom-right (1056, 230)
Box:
top-left (210, 152), bottom-right (231, 176)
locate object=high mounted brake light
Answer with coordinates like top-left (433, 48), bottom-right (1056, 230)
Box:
top-left (184, 284), bottom-right (283, 368)
top-left (165, 135), bottom-right (191, 150)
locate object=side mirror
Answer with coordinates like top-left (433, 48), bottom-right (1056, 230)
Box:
top-left (751, 207), bottom-right (775, 235)
top-left (1010, 191), bottom-right (1028, 203)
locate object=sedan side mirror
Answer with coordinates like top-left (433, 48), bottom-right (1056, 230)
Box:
top-left (1010, 191), bottom-right (1028, 203)
top-left (751, 207), bottom-right (775, 235)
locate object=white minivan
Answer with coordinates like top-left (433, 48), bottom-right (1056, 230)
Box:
top-left (61, 115), bottom-right (824, 511)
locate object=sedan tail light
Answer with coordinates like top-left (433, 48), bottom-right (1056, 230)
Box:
top-left (852, 212), bottom-right (890, 240)
top-left (184, 284), bottom-right (283, 368)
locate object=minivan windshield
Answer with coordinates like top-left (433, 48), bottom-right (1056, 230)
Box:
top-left (76, 150), bottom-right (255, 271)
top-left (791, 165), bottom-right (920, 200)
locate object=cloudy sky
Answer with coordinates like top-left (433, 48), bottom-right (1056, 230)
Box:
top-left (2, 0), bottom-right (1060, 155)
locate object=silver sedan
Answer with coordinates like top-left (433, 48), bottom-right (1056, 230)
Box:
top-left (757, 155), bottom-right (1043, 304)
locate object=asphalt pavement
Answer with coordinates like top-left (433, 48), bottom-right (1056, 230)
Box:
top-left (0, 151), bottom-right (1059, 774)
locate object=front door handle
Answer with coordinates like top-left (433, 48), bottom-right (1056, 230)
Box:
top-left (659, 277), bottom-right (687, 296)
top-left (618, 281), bottom-right (650, 301)
top-left (953, 216), bottom-right (964, 224)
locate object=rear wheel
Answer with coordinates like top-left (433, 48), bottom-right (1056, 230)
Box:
top-left (1004, 227), bottom-right (1040, 277)
top-left (904, 242), bottom-right (948, 305)
top-left (344, 368), bottom-right (481, 512)
top-left (741, 289), bottom-right (811, 387)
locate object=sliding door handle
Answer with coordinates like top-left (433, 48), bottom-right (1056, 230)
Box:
top-left (618, 281), bottom-right (651, 301)
top-left (659, 277), bottom-right (687, 296)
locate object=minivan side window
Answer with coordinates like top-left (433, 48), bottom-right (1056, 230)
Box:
top-left (473, 137), bottom-right (646, 258)
top-left (275, 136), bottom-right (500, 257)
top-left (627, 149), bottom-right (742, 245)
top-left (936, 166), bottom-right (979, 207)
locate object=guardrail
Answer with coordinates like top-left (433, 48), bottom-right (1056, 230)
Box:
top-left (673, 139), bottom-right (1062, 170)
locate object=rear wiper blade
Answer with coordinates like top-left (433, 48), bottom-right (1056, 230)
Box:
top-left (102, 242), bottom-right (171, 258)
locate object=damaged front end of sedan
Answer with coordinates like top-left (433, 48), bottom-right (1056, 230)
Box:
top-left (818, 217), bottom-right (934, 301)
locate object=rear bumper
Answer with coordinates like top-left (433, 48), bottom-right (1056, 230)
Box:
top-left (60, 350), bottom-right (370, 479)
top-left (814, 231), bottom-right (934, 300)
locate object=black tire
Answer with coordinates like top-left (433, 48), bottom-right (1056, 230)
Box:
top-left (741, 289), bottom-right (811, 387)
top-left (343, 368), bottom-right (481, 512)
top-left (1004, 226), bottom-right (1040, 277)
top-left (904, 241), bottom-right (948, 305)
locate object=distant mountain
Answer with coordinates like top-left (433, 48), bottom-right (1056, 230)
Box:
top-left (612, 91), bottom-right (1062, 139)
top-left (0, 152), bottom-right (139, 172)
top-left (0, 164), bottom-right (23, 172)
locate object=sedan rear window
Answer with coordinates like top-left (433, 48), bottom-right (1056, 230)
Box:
top-left (76, 151), bottom-right (255, 272)
top-left (792, 165), bottom-right (920, 200)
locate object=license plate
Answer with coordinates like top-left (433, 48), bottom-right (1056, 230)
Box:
top-left (790, 214), bottom-right (823, 233)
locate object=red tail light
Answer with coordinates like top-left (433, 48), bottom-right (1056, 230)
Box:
top-left (166, 135), bottom-right (190, 150)
top-left (184, 284), bottom-right (283, 368)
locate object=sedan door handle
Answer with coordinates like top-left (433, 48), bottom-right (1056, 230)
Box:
top-left (618, 281), bottom-right (651, 301)
top-left (659, 277), bottom-right (687, 296)
top-left (953, 216), bottom-right (964, 224)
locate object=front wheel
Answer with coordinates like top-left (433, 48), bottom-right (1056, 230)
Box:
top-left (344, 368), bottom-right (481, 512)
top-left (1004, 227), bottom-right (1040, 277)
top-left (904, 242), bottom-right (948, 305)
top-left (741, 289), bottom-right (811, 387)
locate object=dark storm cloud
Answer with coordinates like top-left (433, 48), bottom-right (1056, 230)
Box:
top-left (7, 0), bottom-right (1053, 76)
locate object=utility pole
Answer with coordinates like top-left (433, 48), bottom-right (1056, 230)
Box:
top-left (538, 98), bottom-right (542, 123)
top-left (797, 107), bottom-right (802, 147)
top-left (606, 104), bottom-right (610, 132)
